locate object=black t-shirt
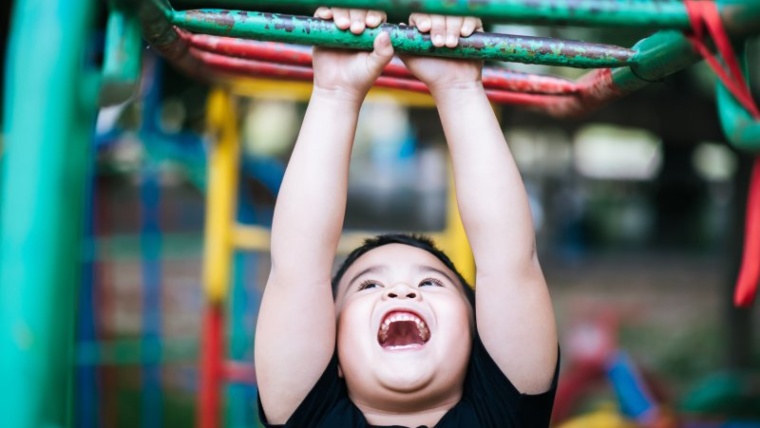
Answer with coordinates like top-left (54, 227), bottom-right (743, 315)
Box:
top-left (257, 333), bottom-right (559, 428)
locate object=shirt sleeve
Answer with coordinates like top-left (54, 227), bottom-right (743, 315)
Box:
top-left (257, 353), bottom-right (344, 428)
top-left (463, 333), bottom-right (560, 428)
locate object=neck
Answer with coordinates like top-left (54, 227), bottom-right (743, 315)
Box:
top-left (352, 395), bottom-right (460, 427)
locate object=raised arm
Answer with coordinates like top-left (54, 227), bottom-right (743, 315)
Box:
top-left (401, 14), bottom-right (557, 394)
top-left (254, 9), bottom-right (394, 423)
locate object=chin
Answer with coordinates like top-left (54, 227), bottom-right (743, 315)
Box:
top-left (376, 363), bottom-right (434, 392)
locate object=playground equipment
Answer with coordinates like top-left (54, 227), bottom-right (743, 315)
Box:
top-left (2, 0), bottom-right (760, 427)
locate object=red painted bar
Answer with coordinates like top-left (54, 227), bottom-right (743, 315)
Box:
top-left (198, 304), bottom-right (224, 428)
top-left (185, 32), bottom-right (578, 95)
top-left (224, 361), bottom-right (257, 384)
top-left (194, 48), bottom-right (315, 80)
top-left (191, 48), bottom-right (576, 108)
top-left (539, 68), bottom-right (624, 117)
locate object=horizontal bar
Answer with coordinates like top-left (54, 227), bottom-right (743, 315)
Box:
top-left (175, 0), bottom-right (694, 28)
top-left (137, 1), bottom-right (760, 117)
top-left (225, 361), bottom-right (256, 384)
top-left (232, 224), bottom-right (448, 255)
top-left (193, 48), bottom-right (572, 109)
top-left (532, 29), bottom-right (725, 117)
top-left (185, 32), bottom-right (579, 94)
top-left (227, 77), bottom-right (438, 106)
top-left (172, 10), bottom-right (636, 68)
top-left (76, 338), bottom-right (198, 365)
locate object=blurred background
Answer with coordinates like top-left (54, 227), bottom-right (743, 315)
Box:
top-left (1, 1), bottom-right (759, 427)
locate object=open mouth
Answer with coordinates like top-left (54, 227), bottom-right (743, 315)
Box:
top-left (377, 311), bottom-right (431, 350)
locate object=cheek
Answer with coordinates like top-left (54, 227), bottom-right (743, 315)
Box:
top-left (337, 298), bottom-right (375, 346)
top-left (437, 297), bottom-right (473, 338)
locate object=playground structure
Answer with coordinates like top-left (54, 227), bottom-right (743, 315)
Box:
top-left (1, 0), bottom-right (760, 427)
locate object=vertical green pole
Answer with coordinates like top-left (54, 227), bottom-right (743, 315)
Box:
top-left (0, 0), bottom-right (98, 427)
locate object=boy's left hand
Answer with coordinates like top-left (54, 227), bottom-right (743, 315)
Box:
top-left (401, 14), bottom-right (484, 94)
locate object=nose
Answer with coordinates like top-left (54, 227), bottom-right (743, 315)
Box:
top-left (383, 283), bottom-right (420, 301)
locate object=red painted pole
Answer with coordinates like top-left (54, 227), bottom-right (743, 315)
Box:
top-left (184, 32), bottom-right (578, 95)
top-left (198, 304), bottom-right (224, 428)
top-left (191, 48), bottom-right (576, 108)
top-left (735, 157), bottom-right (760, 306)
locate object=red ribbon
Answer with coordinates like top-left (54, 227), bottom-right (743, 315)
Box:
top-left (684, 0), bottom-right (760, 307)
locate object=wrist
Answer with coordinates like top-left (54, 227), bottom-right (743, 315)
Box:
top-left (430, 80), bottom-right (485, 102)
top-left (311, 86), bottom-right (367, 107)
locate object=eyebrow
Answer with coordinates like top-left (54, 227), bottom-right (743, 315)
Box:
top-left (346, 265), bottom-right (387, 288)
top-left (415, 265), bottom-right (457, 285)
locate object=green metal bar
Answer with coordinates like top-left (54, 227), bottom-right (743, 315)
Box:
top-left (716, 43), bottom-right (760, 151)
top-left (614, 30), bottom-right (701, 92)
top-left (177, 0), bottom-right (692, 28)
top-left (172, 10), bottom-right (635, 68)
top-left (101, 7), bottom-right (144, 106)
top-left (173, 0), bottom-right (760, 31)
top-left (537, 29), bottom-right (721, 117)
top-left (0, 0), bottom-right (98, 427)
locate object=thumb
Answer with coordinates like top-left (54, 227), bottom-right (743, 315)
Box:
top-left (366, 32), bottom-right (394, 73)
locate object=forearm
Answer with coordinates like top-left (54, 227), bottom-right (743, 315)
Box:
top-left (433, 84), bottom-right (537, 273)
top-left (269, 89), bottom-right (362, 281)
top-left (434, 82), bottom-right (557, 394)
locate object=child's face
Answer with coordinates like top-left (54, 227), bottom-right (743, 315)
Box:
top-left (334, 244), bottom-right (473, 406)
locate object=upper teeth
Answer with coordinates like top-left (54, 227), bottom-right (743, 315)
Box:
top-left (378, 312), bottom-right (430, 343)
top-left (380, 312), bottom-right (427, 332)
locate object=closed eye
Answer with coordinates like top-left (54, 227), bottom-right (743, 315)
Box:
top-left (358, 280), bottom-right (382, 291)
top-left (419, 277), bottom-right (444, 287)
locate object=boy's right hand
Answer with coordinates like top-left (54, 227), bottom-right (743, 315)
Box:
top-left (312, 7), bottom-right (395, 102)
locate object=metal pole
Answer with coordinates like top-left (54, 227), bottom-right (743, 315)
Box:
top-left (175, 0), bottom-right (694, 28)
top-left (0, 0), bottom-right (99, 426)
top-left (172, 10), bottom-right (635, 68)
top-left (185, 33), bottom-right (578, 94)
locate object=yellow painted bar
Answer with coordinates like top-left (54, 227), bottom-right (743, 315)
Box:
top-left (226, 77), bottom-right (436, 107)
top-left (233, 224), bottom-right (445, 256)
top-left (202, 88), bottom-right (241, 303)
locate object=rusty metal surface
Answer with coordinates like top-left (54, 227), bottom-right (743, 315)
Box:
top-left (135, 0), bottom-right (214, 80)
top-left (172, 10), bottom-right (636, 68)
top-left (171, 0), bottom-right (694, 28)
top-left (132, 0), bottom-right (760, 117)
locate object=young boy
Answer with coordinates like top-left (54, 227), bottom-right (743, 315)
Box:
top-left (254, 8), bottom-right (559, 427)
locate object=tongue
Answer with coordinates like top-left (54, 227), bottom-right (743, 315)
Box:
top-left (380, 321), bottom-right (425, 348)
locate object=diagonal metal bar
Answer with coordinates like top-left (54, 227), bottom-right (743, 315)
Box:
top-left (183, 32), bottom-right (579, 94)
top-left (171, 10), bottom-right (636, 68)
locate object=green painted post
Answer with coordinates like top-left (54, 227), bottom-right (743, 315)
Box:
top-left (0, 0), bottom-right (99, 426)
top-left (172, 10), bottom-right (635, 68)
top-left (101, 7), bottom-right (144, 106)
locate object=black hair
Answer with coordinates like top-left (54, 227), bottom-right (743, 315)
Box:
top-left (331, 233), bottom-right (475, 310)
